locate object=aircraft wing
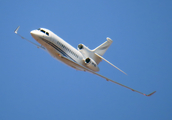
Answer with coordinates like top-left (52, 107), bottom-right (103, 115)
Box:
top-left (61, 55), bottom-right (156, 97)
top-left (14, 26), bottom-right (45, 50)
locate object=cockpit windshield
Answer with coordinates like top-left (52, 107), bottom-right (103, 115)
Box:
top-left (38, 28), bottom-right (49, 36)
top-left (41, 29), bottom-right (45, 33)
top-left (46, 32), bottom-right (49, 36)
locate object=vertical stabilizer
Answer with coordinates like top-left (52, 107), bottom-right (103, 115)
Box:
top-left (93, 37), bottom-right (113, 56)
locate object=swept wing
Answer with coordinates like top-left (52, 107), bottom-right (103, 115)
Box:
top-left (60, 55), bottom-right (156, 97)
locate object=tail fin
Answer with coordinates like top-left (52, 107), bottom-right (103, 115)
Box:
top-left (93, 37), bottom-right (113, 56)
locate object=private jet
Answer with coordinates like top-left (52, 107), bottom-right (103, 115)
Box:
top-left (14, 26), bottom-right (156, 96)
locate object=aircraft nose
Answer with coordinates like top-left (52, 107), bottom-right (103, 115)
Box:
top-left (30, 30), bottom-right (37, 37)
top-left (30, 30), bottom-right (41, 39)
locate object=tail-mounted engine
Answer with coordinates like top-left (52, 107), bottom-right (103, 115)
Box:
top-left (78, 44), bottom-right (99, 71)
top-left (78, 44), bottom-right (84, 50)
top-left (78, 44), bottom-right (93, 57)
top-left (84, 57), bottom-right (99, 72)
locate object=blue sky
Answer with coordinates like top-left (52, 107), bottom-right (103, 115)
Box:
top-left (0, 0), bottom-right (172, 120)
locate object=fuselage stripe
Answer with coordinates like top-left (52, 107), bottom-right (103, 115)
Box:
top-left (40, 37), bottom-right (77, 62)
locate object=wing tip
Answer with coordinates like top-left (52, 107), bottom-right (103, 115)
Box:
top-left (145, 91), bottom-right (156, 97)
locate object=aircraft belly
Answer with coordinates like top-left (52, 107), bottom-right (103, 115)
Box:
top-left (38, 39), bottom-right (84, 71)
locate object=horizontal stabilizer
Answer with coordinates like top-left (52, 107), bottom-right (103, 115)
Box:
top-left (95, 53), bottom-right (127, 75)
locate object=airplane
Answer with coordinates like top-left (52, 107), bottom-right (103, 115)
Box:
top-left (14, 26), bottom-right (156, 97)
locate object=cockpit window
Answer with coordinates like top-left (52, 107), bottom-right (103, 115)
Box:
top-left (46, 32), bottom-right (49, 36)
top-left (41, 29), bottom-right (45, 33)
top-left (38, 28), bottom-right (49, 36)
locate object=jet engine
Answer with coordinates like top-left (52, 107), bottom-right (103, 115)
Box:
top-left (78, 44), bottom-right (96, 60)
top-left (84, 57), bottom-right (99, 72)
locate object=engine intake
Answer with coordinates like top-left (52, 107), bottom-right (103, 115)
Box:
top-left (84, 58), bottom-right (99, 72)
top-left (78, 44), bottom-right (84, 50)
top-left (85, 58), bottom-right (90, 63)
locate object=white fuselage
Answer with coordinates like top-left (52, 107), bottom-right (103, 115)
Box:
top-left (15, 27), bottom-right (156, 96)
top-left (30, 28), bottom-right (87, 71)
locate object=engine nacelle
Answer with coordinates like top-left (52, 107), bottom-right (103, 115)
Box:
top-left (78, 44), bottom-right (84, 50)
top-left (84, 58), bottom-right (99, 72)
top-left (78, 44), bottom-right (93, 57)
top-left (78, 44), bottom-right (95, 59)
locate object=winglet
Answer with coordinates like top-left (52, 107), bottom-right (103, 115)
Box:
top-left (145, 91), bottom-right (156, 97)
top-left (14, 26), bottom-right (20, 34)
top-left (14, 26), bottom-right (45, 50)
